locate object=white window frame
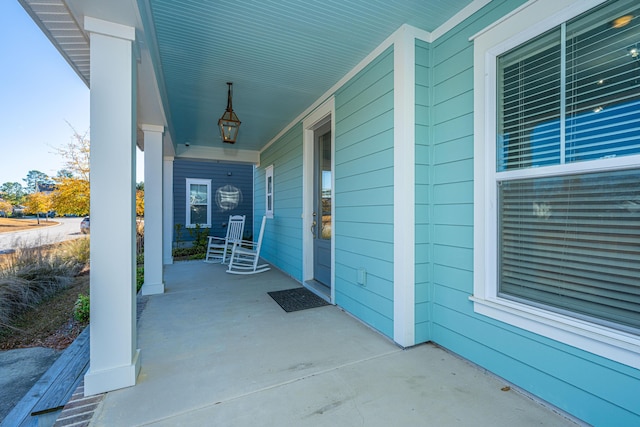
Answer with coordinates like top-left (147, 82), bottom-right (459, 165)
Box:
top-left (265, 165), bottom-right (274, 219)
top-left (471, 0), bottom-right (640, 369)
top-left (185, 178), bottom-right (211, 228)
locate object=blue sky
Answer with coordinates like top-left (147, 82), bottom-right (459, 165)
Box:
top-left (0, 1), bottom-right (143, 186)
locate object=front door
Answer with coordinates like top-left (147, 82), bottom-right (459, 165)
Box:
top-left (313, 122), bottom-right (331, 286)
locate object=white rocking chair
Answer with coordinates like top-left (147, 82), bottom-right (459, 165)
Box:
top-left (226, 216), bottom-right (270, 274)
top-left (205, 215), bottom-right (245, 263)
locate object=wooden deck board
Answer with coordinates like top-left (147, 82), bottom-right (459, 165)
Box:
top-left (0, 328), bottom-right (90, 426)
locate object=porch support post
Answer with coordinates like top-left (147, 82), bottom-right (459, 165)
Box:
top-left (393, 26), bottom-right (416, 347)
top-left (83, 17), bottom-right (140, 396)
top-left (163, 156), bottom-right (174, 264)
top-left (141, 124), bottom-right (165, 295)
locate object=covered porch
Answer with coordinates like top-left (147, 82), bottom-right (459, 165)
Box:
top-left (88, 261), bottom-right (575, 426)
top-left (18, 1), bottom-right (640, 424)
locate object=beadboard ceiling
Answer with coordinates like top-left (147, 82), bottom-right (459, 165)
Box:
top-left (20, 0), bottom-right (475, 155)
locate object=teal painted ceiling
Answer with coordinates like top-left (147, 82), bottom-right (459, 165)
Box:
top-left (143, 0), bottom-right (473, 151)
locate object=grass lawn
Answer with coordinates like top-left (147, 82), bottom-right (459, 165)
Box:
top-left (0, 217), bottom-right (57, 233)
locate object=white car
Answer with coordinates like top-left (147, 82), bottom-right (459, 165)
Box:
top-left (80, 217), bottom-right (90, 234)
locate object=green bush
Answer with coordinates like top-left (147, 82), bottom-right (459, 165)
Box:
top-left (174, 223), bottom-right (184, 249)
top-left (188, 224), bottom-right (210, 254)
top-left (73, 294), bottom-right (90, 323)
top-left (136, 266), bottom-right (144, 292)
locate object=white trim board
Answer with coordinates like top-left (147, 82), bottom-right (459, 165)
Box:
top-left (302, 97), bottom-right (335, 303)
top-left (393, 27), bottom-right (416, 347)
top-left (471, 0), bottom-right (640, 370)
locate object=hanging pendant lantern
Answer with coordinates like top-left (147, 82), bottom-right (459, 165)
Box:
top-left (218, 82), bottom-right (241, 144)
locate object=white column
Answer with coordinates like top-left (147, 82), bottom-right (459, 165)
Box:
top-left (141, 125), bottom-right (165, 295)
top-left (83, 17), bottom-right (140, 396)
top-left (163, 156), bottom-right (174, 264)
top-left (393, 26), bottom-right (416, 347)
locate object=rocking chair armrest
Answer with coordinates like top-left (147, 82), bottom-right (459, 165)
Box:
top-left (207, 236), bottom-right (227, 247)
top-left (233, 239), bottom-right (258, 250)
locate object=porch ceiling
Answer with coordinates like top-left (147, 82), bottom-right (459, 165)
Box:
top-left (20, 0), bottom-right (474, 156)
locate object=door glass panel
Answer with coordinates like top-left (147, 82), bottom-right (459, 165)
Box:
top-left (319, 130), bottom-right (331, 240)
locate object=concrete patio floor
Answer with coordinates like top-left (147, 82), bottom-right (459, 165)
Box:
top-left (90, 261), bottom-right (579, 426)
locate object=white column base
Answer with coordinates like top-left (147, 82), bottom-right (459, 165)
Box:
top-left (84, 349), bottom-right (141, 396)
top-left (141, 281), bottom-right (165, 295)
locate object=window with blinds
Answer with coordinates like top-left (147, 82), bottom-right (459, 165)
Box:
top-left (495, 0), bottom-right (640, 334)
top-left (499, 169), bottom-right (640, 332)
top-left (497, 1), bottom-right (640, 171)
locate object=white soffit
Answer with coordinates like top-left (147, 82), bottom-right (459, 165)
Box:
top-left (18, 0), bottom-right (90, 86)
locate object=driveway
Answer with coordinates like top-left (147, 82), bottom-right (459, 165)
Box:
top-left (0, 217), bottom-right (85, 253)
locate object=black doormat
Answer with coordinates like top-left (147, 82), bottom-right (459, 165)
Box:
top-left (268, 287), bottom-right (330, 312)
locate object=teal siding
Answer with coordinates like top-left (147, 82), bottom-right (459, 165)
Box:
top-left (256, 123), bottom-right (304, 280)
top-left (415, 39), bottom-right (431, 344)
top-left (250, 3), bottom-right (640, 422)
top-left (429, 0), bottom-right (640, 425)
top-left (334, 46), bottom-right (395, 339)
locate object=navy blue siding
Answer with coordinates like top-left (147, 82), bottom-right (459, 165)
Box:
top-left (173, 159), bottom-right (254, 242)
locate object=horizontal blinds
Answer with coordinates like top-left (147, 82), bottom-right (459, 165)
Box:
top-left (565, 1), bottom-right (640, 162)
top-left (498, 168), bottom-right (640, 332)
top-left (497, 0), bottom-right (640, 171)
top-left (497, 29), bottom-right (561, 171)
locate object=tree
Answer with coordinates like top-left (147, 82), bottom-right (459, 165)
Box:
top-left (51, 177), bottom-right (90, 216)
top-left (24, 192), bottom-right (52, 224)
top-left (0, 182), bottom-right (25, 205)
top-left (54, 125), bottom-right (90, 181)
top-left (136, 189), bottom-right (144, 217)
top-left (23, 170), bottom-right (53, 194)
top-left (56, 169), bottom-right (74, 179)
top-left (0, 199), bottom-right (12, 217)
top-left (51, 126), bottom-right (91, 216)
top-left (136, 182), bottom-right (144, 217)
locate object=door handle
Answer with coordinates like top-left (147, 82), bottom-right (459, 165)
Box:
top-left (311, 211), bottom-right (317, 235)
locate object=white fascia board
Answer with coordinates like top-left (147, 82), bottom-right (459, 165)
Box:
top-left (140, 124), bottom-right (164, 133)
top-left (432, 0), bottom-right (492, 42)
top-left (137, 48), bottom-right (169, 137)
top-left (84, 16), bottom-right (135, 41)
top-left (176, 144), bottom-right (260, 165)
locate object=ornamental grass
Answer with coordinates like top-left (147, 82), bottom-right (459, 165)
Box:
top-left (0, 237), bottom-right (89, 330)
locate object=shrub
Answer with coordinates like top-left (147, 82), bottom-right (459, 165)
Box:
top-left (73, 294), bottom-right (90, 323)
top-left (136, 267), bottom-right (144, 292)
top-left (174, 223), bottom-right (184, 249)
top-left (188, 224), bottom-right (210, 254)
top-left (172, 246), bottom-right (204, 259)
